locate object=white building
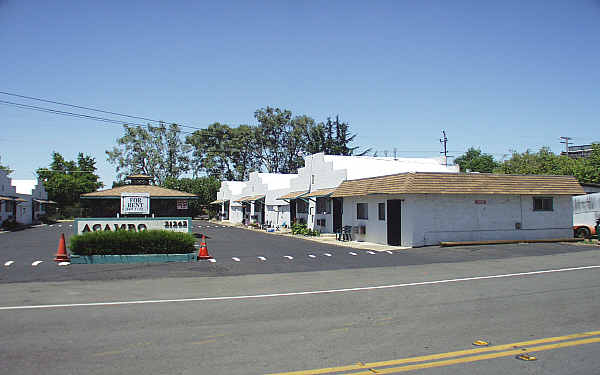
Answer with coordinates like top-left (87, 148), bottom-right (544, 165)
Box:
top-left (234, 172), bottom-right (297, 225)
top-left (0, 170), bottom-right (51, 226)
top-left (332, 172), bottom-right (583, 247)
top-left (214, 181), bottom-right (246, 223)
top-left (278, 153), bottom-right (459, 233)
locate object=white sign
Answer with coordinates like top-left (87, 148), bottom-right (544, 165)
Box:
top-left (75, 218), bottom-right (191, 234)
top-left (176, 200), bottom-right (188, 210)
top-left (121, 193), bottom-right (150, 215)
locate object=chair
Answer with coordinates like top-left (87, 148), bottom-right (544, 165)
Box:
top-left (341, 225), bottom-right (353, 241)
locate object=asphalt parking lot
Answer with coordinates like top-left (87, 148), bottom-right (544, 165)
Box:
top-left (0, 220), bottom-right (595, 283)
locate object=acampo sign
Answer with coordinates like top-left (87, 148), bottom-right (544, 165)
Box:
top-left (74, 217), bottom-right (192, 234)
top-left (121, 192), bottom-right (150, 215)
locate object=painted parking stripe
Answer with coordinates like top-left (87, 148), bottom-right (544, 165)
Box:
top-left (4, 261), bottom-right (14, 266)
top-left (349, 252), bottom-right (358, 256)
top-left (3, 265), bottom-right (598, 311)
top-left (232, 257), bottom-right (241, 262)
top-left (323, 253), bottom-right (332, 257)
top-left (57, 262), bottom-right (70, 266)
top-left (367, 251), bottom-right (376, 255)
top-left (31, 261), bottom-right (43, 266)
top-left (385, 251), bottom-right (393, 254)
top-left (308, 254), bottom-right (316, 258)
top-left (208, 258), bottom-right (216, 263)
top-left (258, 256), bottom-right (267, 261)
top-left (284, 256), bottom-right (293, 260)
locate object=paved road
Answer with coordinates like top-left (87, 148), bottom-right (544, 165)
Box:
top-left (0, 220), bottom-right (596, 283)
top-left (1, 249), bottom-right (599, 374)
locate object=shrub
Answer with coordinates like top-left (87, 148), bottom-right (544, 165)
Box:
top-left (1, 219), bottom-right (24, 231)
top-left (69, 230), bottom-right (196, 256)
top-left (291, 222), bottom-right (320, 236)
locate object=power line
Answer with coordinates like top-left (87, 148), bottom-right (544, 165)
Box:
top-left (0, 90), bottom-right (205, 131)
top-left (0, 100), bottom-right (197, 135)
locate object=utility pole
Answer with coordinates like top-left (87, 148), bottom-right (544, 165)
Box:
top-left (560, 136), bottom-right (572, 155)
top-left (440, 130), bottom-right (448, 166)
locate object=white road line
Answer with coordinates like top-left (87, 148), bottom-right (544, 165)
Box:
top-left (324, 253), bottom-right (332, 257)
top-left (57, 262), bottom-right (70, 266)
top-left (349, 252), bottom-right (358, 256)
top-left (2, 265), bottom-right (598, 311)
top-left (367, 251), bottom-right (376, 255)
top-left (308, 254), bottom-right (316, 258)
top-left (385, 251), bottom-right (393, 254)
top-left (284, 256), bottom-right (293, 260)
top-left (4, 261), bottom-right (14, 266)
top-left (232, 257), bottom-right (241, 262)
top-left (58, 225), bottom-right (62, 228)
top-left (208, 259), bottom-right (216, 263)
top-left (257, 256), bottom-right (267, 261)
top-left (69, 225), bottom-right (73, 227)
top-left (31, 261), bottom-right (43, 266)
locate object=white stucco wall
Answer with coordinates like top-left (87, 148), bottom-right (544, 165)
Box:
top-left (0, 174), bottom-right (48, 225)
top-left (217, 181), bottom-right (246, 223)
top-left (342, 194), bottom-right (574, 247)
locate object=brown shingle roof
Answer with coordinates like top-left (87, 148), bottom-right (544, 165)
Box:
top-left (332, 172), bottom-right (584, 197)
top-left (234, 194), bottom-right (265, 202)
top-left (304, 187), bottom-right (337, 198)
top-left (277, 190), bottom-right (309, 200)
top-left (81, 185), bottom-right (198, 198)
top-left (210, 199), bottom-right (224, 205)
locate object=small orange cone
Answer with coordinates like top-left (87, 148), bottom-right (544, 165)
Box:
top-left (54, 233), bottom-right (70, 262)
top-left (197, 234), bottom-right (213, 260)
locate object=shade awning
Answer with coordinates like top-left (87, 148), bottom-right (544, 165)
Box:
top-left (209, 199), bottom-right (224, 205)
top-left (304, 187), bottom-right (337, 198)
top-left (277, 190), bottom-right (309, 200)
top-left (234, 194), bottom-right (265, 203)
top-left (33, 199), bottom-right (57, 204)
top-left (0, 196), bottom-right (14, 201)
top-left (14, 198), bottom-right (27, 202)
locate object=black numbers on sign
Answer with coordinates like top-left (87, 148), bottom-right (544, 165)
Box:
top-left (164, 221), bottom-right (188, 228)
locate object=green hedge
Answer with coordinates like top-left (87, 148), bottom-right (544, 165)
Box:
top-left (69, 230), bottom-right (196, 256)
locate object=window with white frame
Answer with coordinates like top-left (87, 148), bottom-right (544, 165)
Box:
top-left (316, 197), bottom-right (331, 214)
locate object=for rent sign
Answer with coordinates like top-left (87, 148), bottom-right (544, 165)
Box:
top-left (74, 217), bottom-right (192, 234)
top-left (121, 193), bottom-right (150, 215)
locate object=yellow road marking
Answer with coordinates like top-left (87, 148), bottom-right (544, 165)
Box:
top-left (345, 337), bottom-right (600, 374)
top-left (190, 339), bottom-right (217, 345)
top-left (266, 330), bottom-right (600, 375)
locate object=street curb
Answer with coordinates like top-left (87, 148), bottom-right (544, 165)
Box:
top-left (70, 253), bottom-right (197, 264)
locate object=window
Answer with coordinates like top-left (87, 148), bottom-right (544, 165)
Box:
top-left (311, 175), bottom-right (315, 184)
top-left (378, 203), bottom-right (385, 220)
top-left (296, 199), bottom-right (308, 213)
top-left (533, 197), bottom-right (553, 211)
top-left (316, 218), bottom-right (326, 227)
top-left (357, 203), bottom-right (368, 220)
top-left (316, 197), bottom-right (331, 214)
top-left (5, 201), bottom-right (12, 212)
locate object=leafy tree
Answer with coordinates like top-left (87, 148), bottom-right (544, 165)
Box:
top-left (0, 156), bottom-right (11, 175)
top-left (106, 123), bottom-right (190, 184)
top-left (253, 106), bottom-right (293, 173)
top-left (37, 152), bottom-right (103, 212)
top-left (498, 147), bottom-right (576, 176)
top-left (454, 148), bottom-right (500, 173)
top-left (162, 176), bottom-right (221, 216)
top-left (573, 144), bottom-right (600, 183)
top-left (305, 116), bottom-right (367, 156)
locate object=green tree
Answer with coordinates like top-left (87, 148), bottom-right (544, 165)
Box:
top-left (0, 156), bottom-right (11, 175)
top-left (454, 148), bottom-right (500, 173)
top-left (253, 106), bottom-right (293, 173)
top-left (498, 147), bottom-right (576, 176)
top-left (37, 152), bottom-right (103, 214)
top-left (573, 144), bottom-right (600, 183)
top-left (106, 123), bottom-right (190, 184)
top-left (162, 176), bottom-right (221, 216)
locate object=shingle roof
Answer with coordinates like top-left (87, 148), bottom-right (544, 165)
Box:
top-left (81, 185), bottom-right (198, 198)
top-left (234, 194), bottom-right (265, 202)
top-left (277, 190), bottom-right (309, 200)
top-left (332, 172), bottom-right (584, 197)
top-left (210, 199), bottom-right (224, 205)
top-left (304, 187), bottom-right (337, 198)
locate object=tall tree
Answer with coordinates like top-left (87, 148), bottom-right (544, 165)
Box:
top-left (498, 147), bottom-right (576, 176)
top-left (37, 152), bottom-right (103, 210)
top-left (106, 123), bottom-right (190, 184)
top-left (253, 106), bottom-right (293, 173)
top-left (573, 144), bottom-right (600, 184)
top-left (454, 148), bottom-right (499, 173)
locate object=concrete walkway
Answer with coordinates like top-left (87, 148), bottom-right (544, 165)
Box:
top-left (210, 219), bottom-right (410, 251)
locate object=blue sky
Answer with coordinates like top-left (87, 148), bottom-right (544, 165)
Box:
top-left (1, 0), bottom-right (599, 186)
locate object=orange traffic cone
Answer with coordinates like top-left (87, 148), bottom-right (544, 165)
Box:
top-left (54, 233), bottom-right (70, 262)
top-left (197, 234), bottom-right (213, 260)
